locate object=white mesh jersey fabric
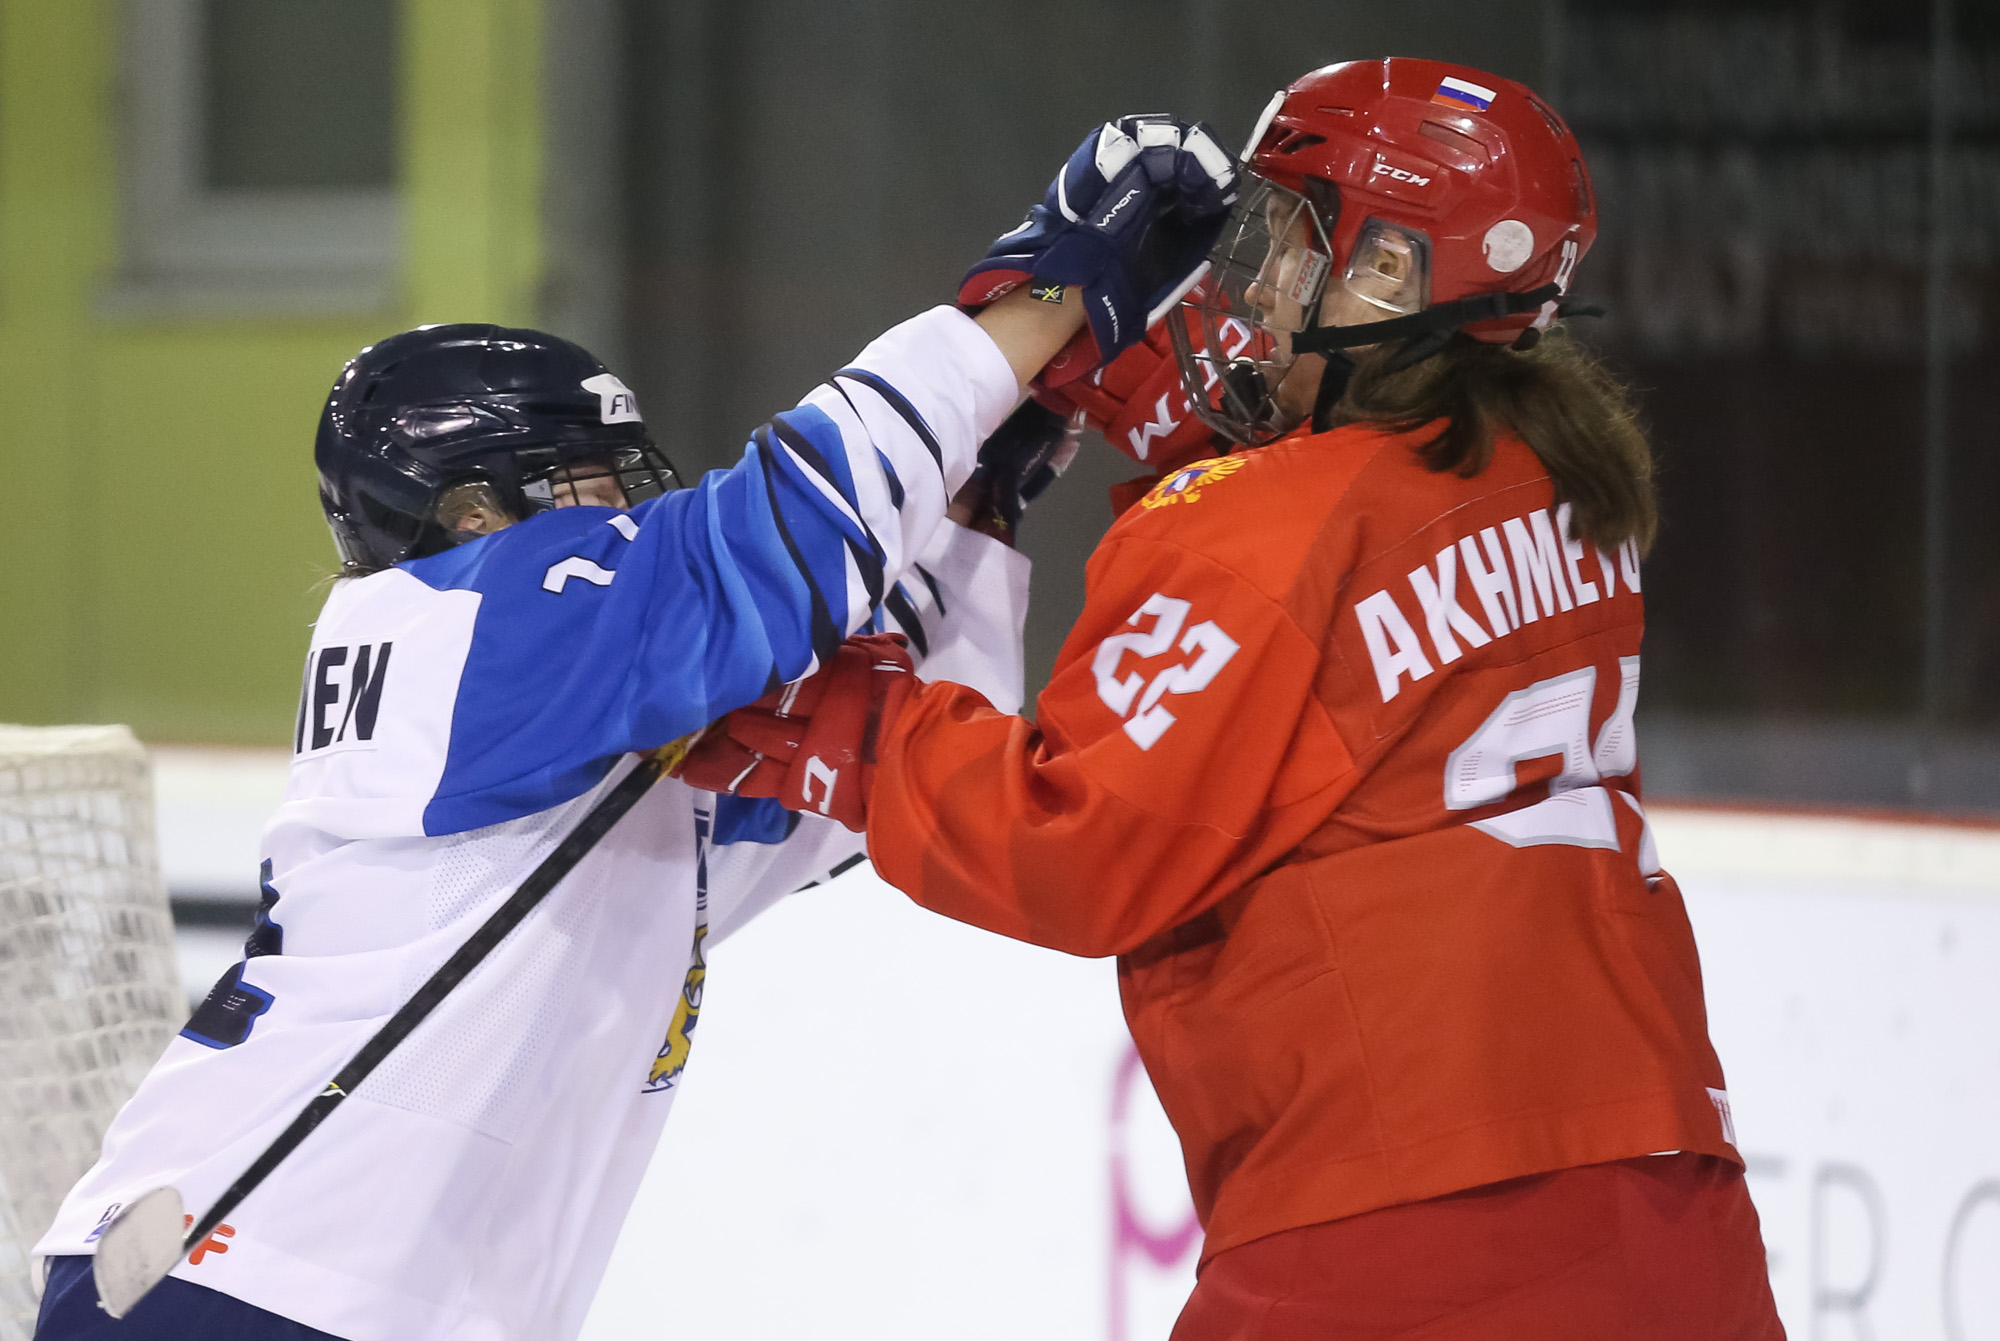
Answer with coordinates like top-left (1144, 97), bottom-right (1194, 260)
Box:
top-left (34, 767), bottom-right (704, 1341)
top-left (0, 725), bottom-right (179, 1341)
top-left (363, 787), bottom-right (613, 1140)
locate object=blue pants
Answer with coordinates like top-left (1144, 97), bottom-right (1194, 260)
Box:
top-left (36, 1257), bottom-right (347, 1341)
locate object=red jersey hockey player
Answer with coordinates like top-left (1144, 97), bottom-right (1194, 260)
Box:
top-left (681, 60), bottom-right (1785, 1340)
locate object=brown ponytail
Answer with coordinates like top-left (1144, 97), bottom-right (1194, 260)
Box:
top-left (1326, 328), bottom-right (1658, 553)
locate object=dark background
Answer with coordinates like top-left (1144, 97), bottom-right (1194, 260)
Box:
top-left (598, 0), bottom-right (1998, 813)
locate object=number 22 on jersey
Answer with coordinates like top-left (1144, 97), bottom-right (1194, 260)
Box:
top-left (1092, 593), bottom-right (1240, 750)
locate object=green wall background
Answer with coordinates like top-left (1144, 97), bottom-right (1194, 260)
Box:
top-left (0, 0), bottom-right (543, 744)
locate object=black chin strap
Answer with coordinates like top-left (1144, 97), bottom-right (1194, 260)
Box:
top-left (1290, 283), bottom-right (1562, 357)
top-left (1295, 282), bottom-right (1568, 433)
top-left (1308, 351), bottom-right (1354, 433)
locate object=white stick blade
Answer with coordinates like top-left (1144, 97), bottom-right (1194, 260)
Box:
top-left (92, 1186), bottom-right (186, 1318)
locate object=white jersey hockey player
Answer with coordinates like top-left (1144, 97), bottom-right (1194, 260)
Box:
top-left (32, 313), bottom-right (1018, 1341)
top-left (32, 113), bottom-right (1238, 1341)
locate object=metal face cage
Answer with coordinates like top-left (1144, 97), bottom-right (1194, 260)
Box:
top-left (1169, 178), bottom-right (1334, 447)
top-left (514, 443), bottom-right (680, 515)
top-left (431, 440), bottom-right (682, 551)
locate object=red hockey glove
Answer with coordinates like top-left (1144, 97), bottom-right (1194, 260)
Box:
top-left (671, 634), bottom-right (916, 833)
top-left (1033, 300), bottom-right (1264, 516)
top-left (1036, 298), bottom-right (1265, 474)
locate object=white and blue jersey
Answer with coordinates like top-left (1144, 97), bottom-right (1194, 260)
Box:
top-left (35, 307), bottom-right (1026, 1341)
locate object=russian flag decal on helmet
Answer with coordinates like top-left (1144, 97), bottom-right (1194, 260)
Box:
top-left (1432, 76), bottom-right (1497, 112)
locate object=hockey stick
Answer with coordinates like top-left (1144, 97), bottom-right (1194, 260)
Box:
top-left (92, 736), bottom-right (696, 1318)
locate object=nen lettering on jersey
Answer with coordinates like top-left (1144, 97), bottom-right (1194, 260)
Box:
top-left (1355, 504), bottom-right (1643, 703)
top-left (293, 642), bottom-right (394, 755)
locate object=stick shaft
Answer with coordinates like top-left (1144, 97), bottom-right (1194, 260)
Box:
top-left (181, 748), bottom-right (674, 1251)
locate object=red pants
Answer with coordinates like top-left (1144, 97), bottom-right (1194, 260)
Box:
top-left (1171, 1154), bottom-right (1785, 1341)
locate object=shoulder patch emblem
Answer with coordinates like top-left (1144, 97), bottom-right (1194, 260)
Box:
top-left (1139, 454), bottom-right (1250, 511)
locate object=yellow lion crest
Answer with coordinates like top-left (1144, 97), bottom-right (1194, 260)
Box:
top-left (645, 921), bottom-right (707, 1090)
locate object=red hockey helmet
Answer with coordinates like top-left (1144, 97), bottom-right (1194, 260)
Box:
top-left (1172, 58), bottom-right (1598, 445)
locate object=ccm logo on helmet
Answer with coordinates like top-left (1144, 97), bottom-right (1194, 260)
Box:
top-left (1370, 162), bottom-right (1432, 187)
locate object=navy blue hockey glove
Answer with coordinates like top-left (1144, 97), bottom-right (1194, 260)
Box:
top-left (959, 116), bottom-right (1238, 377)
top-left (952, 397), bottom-right (1082, 544)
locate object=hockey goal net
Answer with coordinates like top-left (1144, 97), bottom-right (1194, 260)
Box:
top-left (0, 726), bottom-right (181, 1339)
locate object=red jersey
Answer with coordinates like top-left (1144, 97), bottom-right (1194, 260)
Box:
top-left (866, 422), bottom-right (1737, 1261)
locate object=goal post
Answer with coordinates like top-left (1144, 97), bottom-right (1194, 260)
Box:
top-left (0, 725), bottom-right (182, 1340)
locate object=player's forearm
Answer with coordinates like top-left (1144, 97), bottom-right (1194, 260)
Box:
top-left (818, 304), bottom-right (1022, 499)
top-left (973, 285), bottom-right (1088, 387)
top-left (675, 307), bottom-right (1023, 686)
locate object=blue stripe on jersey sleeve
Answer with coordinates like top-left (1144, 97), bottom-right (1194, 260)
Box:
top-left (834, 367), bottom-right (944, 472)
top-left (406, 415), bottom-right (902, 835)
top-left (770, 404), bottom-right (859, 506)
top-left (763, 406), bottom-right (888, 626)
top-left (875, 450), bottom-right (905, 509)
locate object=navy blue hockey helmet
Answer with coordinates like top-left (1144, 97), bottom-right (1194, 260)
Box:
top-left (315, 324), bottom-right (681, 574)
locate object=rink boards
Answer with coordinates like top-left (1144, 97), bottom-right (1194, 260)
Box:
top-left (146, 754), bottom-right (2000, 1339)
top-left (582, 806), bottom-right (2000, 1341)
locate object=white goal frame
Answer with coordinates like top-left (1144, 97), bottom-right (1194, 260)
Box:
top-left (0, 725), bottom-right (181, 1339)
